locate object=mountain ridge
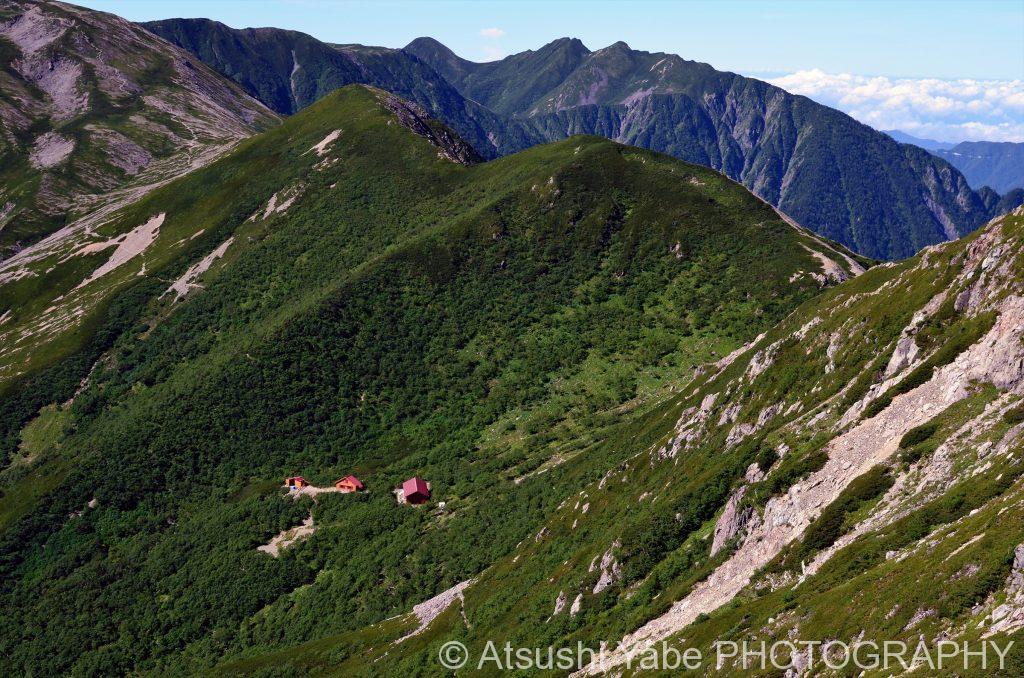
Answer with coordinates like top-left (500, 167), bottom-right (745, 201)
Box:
top-left (934, 140), bottom-right (1024, 194)
top-left (142, 18), bottom-right (540, 158)
top-left (0, 83), bottom-right (865, 674)
top-left (0, 1), bottom-right (278, 258)
top-left (143, 22), bottom-right (1021, 259)
top-left (407, 36), bottom-right (1019, 260)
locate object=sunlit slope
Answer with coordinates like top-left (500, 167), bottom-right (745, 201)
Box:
top-left (302, 207), bottom-right (1024, 677)
top-left (0, 84), bottom-right (858, 675)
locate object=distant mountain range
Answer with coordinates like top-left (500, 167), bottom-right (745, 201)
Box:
top-left (144, 21), bottom-right (1023, 260)
top-left (883, 130), bottom-right (957, 151)
top-left (885, 133), bottom-right (1024, 194)
top-left (934, 141), bottom-right (1024, 194)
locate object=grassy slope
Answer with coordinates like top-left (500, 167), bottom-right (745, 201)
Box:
top-left (0, 85), bottom-right (849, 675)
top-left (233, 210), bottom-right (1024, 677)
top-left (406, 39), bottom-right (1018, 261)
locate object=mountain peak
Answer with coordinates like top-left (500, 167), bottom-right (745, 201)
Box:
top-left (543, 36), bottom-right (590, 51)
top-left (404, 35), bottom-right (454, 54)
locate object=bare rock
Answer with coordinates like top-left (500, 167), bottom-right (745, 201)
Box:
top-left (593, 541), bottom-right (622, 594)
top-left (552, 590), bottom-right (567, 616)
top-left (29, 131), bottom-right (74, 168)
top-left (884, 335), bottom-right (920, 378)
top-left (711, 486), bottom-right (758, 556)
top-left (373, 87), bottom-right (482, 166)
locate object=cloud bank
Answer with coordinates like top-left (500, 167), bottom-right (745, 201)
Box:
top-left (769, 69), bottom-right (1024, 142)
top-left (479, 27), bottom-right (505, 39)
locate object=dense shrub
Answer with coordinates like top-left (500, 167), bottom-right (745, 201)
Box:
top-left (1004, 403), bottom-right (1024, 426)
top-left (764, 449), bottom-right (829, 497)
top-left (798, 465), bottom-right (893, 558)
top-left (899, 423), bottom-right (938, 450)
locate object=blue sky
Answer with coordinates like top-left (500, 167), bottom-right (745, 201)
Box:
top-left (80, 0), bottom-right (1024, 141)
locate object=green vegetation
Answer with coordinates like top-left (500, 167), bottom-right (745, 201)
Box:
top-left (899, 422), bottom-right (938, 449)
top-left (762, 449), bottom-right (829, 498)
top-left (776, 465), bottom-right (893, 570)
top-left (1004, 402), bottom-right (1024, 426)
top-left (863, 310), bottom-right (998, 419)
top-left (899, 422), bottom-right (940, 464)
top-left (0, 85), bottom-right (839, 675)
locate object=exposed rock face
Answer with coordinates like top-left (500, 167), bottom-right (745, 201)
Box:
top-left (28, 131), bottom-right (74, 168)
top-left (0, 0), bottom-right (276, 258)
top-left (1013, 544), bottom-right (1024, 591)
top-left (164, 236), bottom-right (234, 301)
top-left (256, 514), bottom-right (315, 557)
top-left (986, 543), bottom-right (1024, 637)
top-left (711, 486), bottom-right (758, 556)
top-left (884, 335), bottom-right (920, 378)
top-left (552, 590), bottom-right (567, 616)
top-left (574, 208), bottom-right (1024, 675)
top-left (75, 213), bottom-right (165, 288)
top-left (592, 541), bottom-right (622, 594)
top-left (397, 578), bottom-right (474, 642)
top-left (373, 88), bottom-right (483, 165)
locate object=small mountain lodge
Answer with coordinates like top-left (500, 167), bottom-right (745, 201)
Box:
top-left (284, 475), bottom-right (309, 489)
top-left (334, 475), bottom-right (365, 493)
top-left (401, 476), bottom-right (431, 505)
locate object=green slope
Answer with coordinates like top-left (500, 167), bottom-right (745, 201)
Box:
top-left (214, 211), bottom-right (1024, 678)
top-left (403, 38), bottom-right (1022, 261)
top-left (0, 84), bottom-right (856, 675)
top-left (269, 207), bottom-right (1023, 678)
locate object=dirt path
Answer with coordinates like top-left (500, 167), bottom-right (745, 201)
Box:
top-left (257, 513), bottom-right (315, 557)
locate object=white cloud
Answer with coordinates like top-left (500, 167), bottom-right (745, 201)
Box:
top-left (479, 27), bottom-right (505, 39)
top-left (768, 69), bottom-right (1024, 142)
top-left (480, 45), bottom-right (507, 62)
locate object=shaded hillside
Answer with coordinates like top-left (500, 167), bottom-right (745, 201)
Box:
top-left (142, 18), bottom-right (538, 158)
top-left (405, 37), bottom-right (1021, 260)
top-left (934, 141), bottom-right (1024, 194)
top-left (0, 85), bottom-right (858, 674)
top-left (0, 1), bottom-right (277, 258)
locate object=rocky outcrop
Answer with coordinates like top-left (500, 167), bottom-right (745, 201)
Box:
top-left (551, 590), bottom-right (567, 617)
top-left (0, 0), bottom-right (276, 258)
top-left (396, 578), bottom-right (474, 642)
top-left (575, 209), bottom-right (1024, 675)
top-left (592, 541), bottom-right (622, 594)
top-left (710, 486), bottom-right (758, 556)
top-left (256, 514), bottom-right (315, 557)
top-left (373, 88), bottom-right (483, 166)
top-left (985, 544), bottom-right (1024, 637)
